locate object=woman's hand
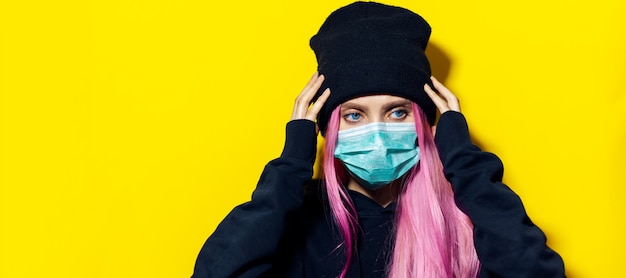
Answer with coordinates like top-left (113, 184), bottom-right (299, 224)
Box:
top-left (424, 76), bottom-right (460, 113)
top-left (291, 72), bottom-right (331, 132)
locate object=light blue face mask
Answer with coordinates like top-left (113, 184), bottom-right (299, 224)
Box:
top-left (334, 122), bottom-right (420, 190)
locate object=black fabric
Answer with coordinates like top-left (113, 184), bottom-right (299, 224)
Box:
top-left (435, 112), bottom-right (566, 277)
top-left (310, 2), bottom-right (437, 133)
top-left (191, 112), bottom-right (566, 278)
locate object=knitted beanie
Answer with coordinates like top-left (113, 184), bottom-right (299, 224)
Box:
top-left (310, 1), bottom-right (437, 133)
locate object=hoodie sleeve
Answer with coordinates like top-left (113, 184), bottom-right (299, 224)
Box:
top-left (434, 111), bottom-right (565, 278)
top-left (191, 119), bottom-right (317, 278)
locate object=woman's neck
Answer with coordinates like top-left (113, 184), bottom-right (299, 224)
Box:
top-left (347, 178), bottom-right (401, 208)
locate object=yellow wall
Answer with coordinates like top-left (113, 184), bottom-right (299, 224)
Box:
top-left (1, 0), bottom-right (624, 277)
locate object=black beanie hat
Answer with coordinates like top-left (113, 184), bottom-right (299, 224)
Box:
top-left (310, 1), bottom-right (437, 134)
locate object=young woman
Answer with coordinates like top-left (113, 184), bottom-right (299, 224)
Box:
top-left (192, 2), bottom-right (565, 277)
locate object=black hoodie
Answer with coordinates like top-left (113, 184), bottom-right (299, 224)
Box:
top-left (192, 111), bottom-right (565, 278)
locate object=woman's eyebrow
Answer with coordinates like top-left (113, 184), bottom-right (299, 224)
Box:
top-left (340, 102), bottom-right (366, 111)
top-left (382, 100), bottom-right (412, 111)
top-left (340, 99), bottom-right (412, 111)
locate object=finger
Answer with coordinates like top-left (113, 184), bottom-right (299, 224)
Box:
top-left (295, 72), bottom-right (321, 104)
top-left (430, 77), bottom-right (460, 112)
top-left (305, 88), bottom-right (331, 121)
top-left (292, 73), bottom-right (326, 120)
top-left (424, 83), bottom-right (450, 113)
top-left (304, 71), bottom-right (319, 90)
top-left (291, 72), bottom-right (319, 116)
top-left (298, 74), bottom-right (325, 105)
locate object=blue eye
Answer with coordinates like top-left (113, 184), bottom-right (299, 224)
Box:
top-left (391, 110), bottom-right (407, 119)
top-left (345, 112), bottom-right (362, 122)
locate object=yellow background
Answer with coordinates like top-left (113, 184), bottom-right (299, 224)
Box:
top-left (1, 0), bottom-right (624, 277)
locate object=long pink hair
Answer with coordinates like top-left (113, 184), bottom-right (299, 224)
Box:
top-left (322, 103), bottom-right (480, 278)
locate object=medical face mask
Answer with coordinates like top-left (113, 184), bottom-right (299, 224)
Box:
top-left (334, 122), bottom-right (420, 190)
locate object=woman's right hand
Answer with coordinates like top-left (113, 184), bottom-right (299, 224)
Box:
top-left (291, 72), bottom-right (331, 133)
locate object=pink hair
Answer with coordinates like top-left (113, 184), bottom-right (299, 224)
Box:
top-left (322, 106), bottom-right (358, 278)
top-left (322, 104), bottom-right (480, 278)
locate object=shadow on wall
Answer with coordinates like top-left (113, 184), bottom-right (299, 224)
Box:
top-left (427, 43), bottom-right (489, 152)
top-left (425, 42), bottom-right (451, 84)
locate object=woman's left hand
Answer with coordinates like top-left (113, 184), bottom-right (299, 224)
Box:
top-left (424, 76), bottom-right (461, 113)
